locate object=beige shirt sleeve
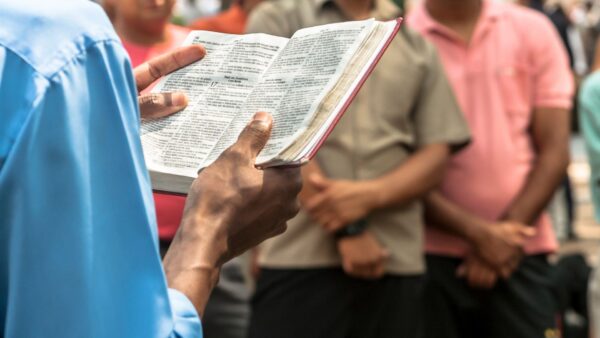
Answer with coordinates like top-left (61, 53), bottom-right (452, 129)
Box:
top-left (412, 37), bottom-right (471, 151)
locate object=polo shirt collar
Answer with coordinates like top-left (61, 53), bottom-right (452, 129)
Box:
top-left (313, 0), bottom-right (402, 21)
top-left (412, 0), bottom-right (503, 41)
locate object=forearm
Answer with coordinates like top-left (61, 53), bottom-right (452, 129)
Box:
top-left (502, 107), bottom-right (570, 224)
top-left (502, 147), bottom-right (568, 224)
top-left (163, 215), bottom-right (227, 317)
top-left (371, 143), bottom-right (450, 209)
top-left (424, 191), bottom-right (488, 244)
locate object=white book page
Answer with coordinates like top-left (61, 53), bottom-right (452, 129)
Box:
top-left (200, 19), bottom-right (376, 168)
top-left (141, 31), bottom-right (288, 178)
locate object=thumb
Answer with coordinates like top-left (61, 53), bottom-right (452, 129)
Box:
top-left (380, 248), bottom-right (391, 260)
top-left (519, 227), bottom-right (536, 238)
top-left (456, 263), bottom-right (467, 277)
top-left (235, 112), bottom-right (273, 160)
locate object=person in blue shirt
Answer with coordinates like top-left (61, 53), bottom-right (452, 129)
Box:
top-left (0, 1), bottom-right (301, 337)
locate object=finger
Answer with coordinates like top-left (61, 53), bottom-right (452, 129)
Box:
top-left (353, 264), bottom-right (375, 280)
top-left (468, 269), bottom-right (486, 288)
top-left (305, 192), bottom-right (330, 213)
top-left (342, 260), bottom-right (361, 278)
top-left (231, 112), bottom-right (273, 162)
top-left (496, 260), bottom-right (513, 279)
top-left (139, 92), bottom-right (188, 120)
top-left (466, 263), bottom-right (483, 286)
top-left (510, 236), bottom-right (527, 247)
top-left (485, 273), bottom-right (498, 288)
top-left (499, 265), bottom-right (514, 280)
top-left (134, 45), bottom-right (206, 92)
top-left (342, 259), bottom-right (355, 276)
top-left (324, 219), bottom-right (345, 233)
top-left (316, 212), bottom-right (336, 229)
top-left (309, 173), bottom-right (330, 191)
top-left (519, 227), bottom-right (536, 237)
top-left (466, 266), bottom-right (480, 287)
top-left (472, 266), bottom-right (496, 289)
top-left (501, 256), bottom-right (520, 278)
top-left (456, 263), bottom-right (467, 277)
top-left (380, 248), bottom-right (391, 260)
top-left (372, 263), bottom-right (386, 279)
top-left (355, 257), bottom-right (385, 279)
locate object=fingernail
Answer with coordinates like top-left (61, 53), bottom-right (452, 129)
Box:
top-left (194, 45), bottom-right (207, 57)
top-left (252, 112), bottom-right (272, 130)
top-left (173, 93), bottom-right (188, 107)
top-left (253, 111), bottom-right (271, 122)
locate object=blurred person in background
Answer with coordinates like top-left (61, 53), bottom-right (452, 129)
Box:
top-left (104, 1), bottom-right (252, 337)
top-left (189, 0), bottom-right (264, 34)
top-left (547, 0), bottom-right (590, 77)
top-left (579, 52), bottom-right (600, 338)
top-left (175, 0), bottom-right (223, 25)
top-left (245, 0), bottom-right (471, 337)
top-left (104, 0), bottom-right (189, 67)
top-left (408, 0), bottom-right (574, 337)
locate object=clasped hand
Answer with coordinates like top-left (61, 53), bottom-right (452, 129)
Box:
top-left (458, 221), bottom-right (535, 289)
top-left (303, 173), bottom-right (378, 233)
top-left (300, 164), bottom-right (386, 280)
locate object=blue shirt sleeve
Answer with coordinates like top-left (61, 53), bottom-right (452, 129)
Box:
top-left (0, 3), bottom-right (202, 337)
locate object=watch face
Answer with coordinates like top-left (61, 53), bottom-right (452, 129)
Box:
top-left (334, 219), bottom-right (368, 239)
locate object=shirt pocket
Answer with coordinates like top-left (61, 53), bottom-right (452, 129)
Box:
top-left (497, 63), bottom-right (533, 115)
top-left (370, 61), bottom-right (422, 141)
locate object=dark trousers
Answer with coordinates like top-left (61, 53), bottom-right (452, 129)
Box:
top-left (424, 255), bottom-right (559, 338)
top-left (248, 268), bottom-right (423, 338)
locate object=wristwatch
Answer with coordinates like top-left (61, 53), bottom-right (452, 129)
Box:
top-left (334, 219), bottom-right (368, 240)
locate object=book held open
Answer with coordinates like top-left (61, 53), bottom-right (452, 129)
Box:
top-left (142, 18), bottom-right (402, 194)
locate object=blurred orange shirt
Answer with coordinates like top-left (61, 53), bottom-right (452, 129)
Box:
top-left (121, 23), bottom-right (190, 241)
top-left (189, 3), bottom-right (247, 34)
top-left (408, 1), bottom-right (574, 257)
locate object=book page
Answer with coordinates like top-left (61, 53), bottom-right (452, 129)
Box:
top-left (141, 31), bottom-right (288, 178)
top-left (200, 19), bottom-right (376, 168)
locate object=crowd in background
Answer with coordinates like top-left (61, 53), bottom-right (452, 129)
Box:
top-left (90, 0), bottom-right (600, 337)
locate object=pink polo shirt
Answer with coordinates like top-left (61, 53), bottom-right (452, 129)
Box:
top-left (121, 24), bottom-right (189, 69)
top-left (408, 1), bottom-right (574, 257)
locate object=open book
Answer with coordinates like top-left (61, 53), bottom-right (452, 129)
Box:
top-left (142, 18), bottom-right (402, 194)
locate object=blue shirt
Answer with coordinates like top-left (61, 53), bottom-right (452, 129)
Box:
top-left (580, 71), bottom-right (600, 222)
top-left (0, 1), bottom-right (202, 337)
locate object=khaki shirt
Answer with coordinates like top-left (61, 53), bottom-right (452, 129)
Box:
top-left (247, 0), bottom-right (470, 274)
